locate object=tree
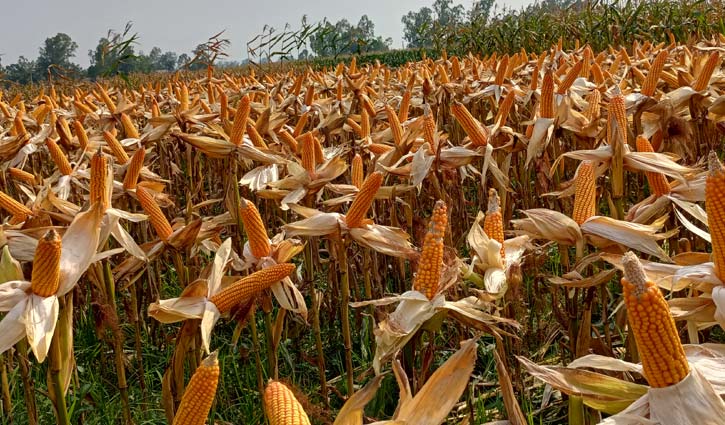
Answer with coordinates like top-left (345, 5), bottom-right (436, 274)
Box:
top-left (310, 15), bottom-right (390, 58)
top-left (402, 7), bottom-right (435, 48)
top-left (4, 56), bottom-right (37, 85)
top-left (36, 33), bottom-right (81, 79)
top-left (470, 0), bottom-right (495, 22)
top-left (157, 51), bottom-right (178, 71)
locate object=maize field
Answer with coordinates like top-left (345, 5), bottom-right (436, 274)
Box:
top-left (3, 32), bottom-right (725, 425)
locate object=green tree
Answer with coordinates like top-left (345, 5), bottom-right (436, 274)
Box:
top-left (4, 56), bottom-right (37, 85)
top-left (35, 33), bottom-right (81, 79)
top-left (402, 7), bottom-right (435, 48)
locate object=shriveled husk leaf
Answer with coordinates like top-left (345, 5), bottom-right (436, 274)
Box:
top-left (349, 225), bottom-right (418, 259)
top-left (517, 356), bottom-right (648, 414)
top-left (494, 338), bottom-right (527, 425)
top-left (23, 294), bottom-right (59, 362)
top-left (713, 286), bottom-right (725, 328)
top-left (580, 215), bottom-right (675, 262)
top-left (282, 212), bottom-right (343, 237)
top-left (512, 209), bottom-right (582, 246)
top-left (0, 297), bottom-right (28, 356)
top-left (334, 375), bottom-right (386, 425)
top-left (58, 204), bottom-right (104, 296)
top-left (239, 164), bottom-right (279, 191)
top-left (525, 118), bottom-right (555, 167)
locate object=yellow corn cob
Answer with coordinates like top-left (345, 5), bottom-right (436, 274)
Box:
top-left (359, 94), bottom-right (376, 119)
top-left (495, 90), bottom-right (516, 127)
top-left (0, 190), bottom-right (32, 219)
top-left (360, 108), bottom-right (371, 138)
top-left (529, 65), bottom-right (540, 91)
top-left (423, 106), bottom-right (437, 152)
top-left (581, 47), bottom-right (592, 78)
top-left (343, 152), bottom-right (360, 192)
top-left (556, 59), bottom-right (584, 94)
top-left (9, 167), bottom-right (35, 184)
top-left (438, 63), bottom-right (450, 84)
top-left (90, 150), bottom-right (109, 211)
top-left (641, 50), bottom-right (668, 97)
top-left (484, 189), bottom-right (506, 260)
top-left (56, 116), bottom-right (72, 144)
top-left (495, 55), bottom-right (508, 86)
top-left (572, 160), bottom-right (597, 225)
top-left (540, 70), bottom-right (555, 119)
top-left (707, 152), bottom-right (725, 280)
top-left (399, 90), bottom-right (411, 122)
top-left (239, 197), bottom-right (271, 259)
top-left (413, 200), bottom-right (447, 300)
top-left (451, 101), bottom-right (489, 147)
top-left (692, 52), bottom-right (720, 92)
top-left (103, 130), bottom-right (129, 164)
top-left (367, 143), bottom-right (393, 155)
top-left (246, 123), bottom-right (267, 148)
top-left (120, 113), bottom-right (139, 139)
top-left (279, 130), bottom-right (299, 153)
top-left (345, 171), bottom-right (383, 228)
top-left (451, 56), bottom-right (461, 80)
top-left (14, 111), bottom-right (27, 136)
top-left (210, 263), bottom-right (296, 313)
top-left (312, 136), bottom-right (324, 165)
top-left (620, 47), bottom-right (632, 66)
top-left (584, 89), bottom-right (601, 122)
top-left (591, 62), bottom-right (605, 85)
top-left (385, 105), bottom-right (404, 146)
top-left (179, 84), bottom-right (190, 112)
top-left (172, 352), bottom-right (220, 425)
top-left (304, 84), bottom-right (314, 106)
top-left (608, 94), bottom-right (627, 198)
top-left (300, 133), bottom-right (316, 175)
top-left (136, 185), bottom-right (173, 241)
top-left (264, 381), bottom-right (311, 425)
top-left (30, 229), bottom-right (62, 297)
top-left (621, 252), bottom-right (689, 388)
top-left (32, 104), bottom-right (50, 125)
top-left (293, 112), bottom-right (309, 137)
top-left (636, 136), bottom-right (670, 197)
top-left (346, 118), bottom-right (362, 137)
top-left (46, 138), bottom-right (73, 176)
top-left (0, 102), bottom-right (11, 119)
top-left (230, 94), bottom-right (250, 146)
top-left (123, 146), bottom-right (146, 190)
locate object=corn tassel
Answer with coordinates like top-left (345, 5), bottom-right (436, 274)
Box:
top-left (136, 185), bottom-right (173, 241)
top-left (621, 252), bottom-right (689, 388)
top-left (636, 136), bottom-right (670, 196)
top-left (210, 263), bottom-right (296, 313)
top-left (229, 95), bottom-right (249, 144)
top-left (451, 101), bottom-right (489, 146)
top-left (707, 151), bottom-right (725, 281)
top-left (30, 229), bottom-right (62, 297)
top-left (172, 352), bottom-right (220, 425)
top-left (264, 381), bottom-right (311, 425)
top-left (572, 160), bottom-right (597, 225)
top-left (123, 146), bottom-right (146, 190)
top-left (345, 171), bottom-right (383, 228)
top-left (46, 138), bottom-right (73, 176)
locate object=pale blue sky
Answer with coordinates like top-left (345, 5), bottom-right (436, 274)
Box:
top-left (1, 0), bottom-right (531, 67)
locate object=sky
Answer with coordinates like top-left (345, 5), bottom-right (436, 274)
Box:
top-left (1, 0), bottom-right (530, 67)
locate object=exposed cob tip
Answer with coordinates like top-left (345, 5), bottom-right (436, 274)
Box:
top-left (572, 160), bottom-right (597, 225)
top-left (264, 380), bottom-right (311, 425)
top-left (172, 351), bottom-right (220, 425)
top-left (136, 185), bottom-right (173, 242)
top-left (209, 263), bottom-right (296, 313)
top-left (30, 229), bottom-right (62, 297)
top-left (621, 251), bottom-right (690, 388)
top-left (413, 200), bottom-right (448, 300)
top-left (239, 197), bottom-right (271, 259)
top-left (621, 251), bottom-right (648, 296)
top-left (708, 150), bottom-right (723, 177)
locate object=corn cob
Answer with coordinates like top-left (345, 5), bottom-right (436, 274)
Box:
top-left (529, 65), bottom-right (540, 91)
top-left (239, 197), bottom-right (271, 259)
top-left (136, 185), bottom-right (173, 241)
top-left (304, 84), bottom-right (314, 106)
top-left (636, 136), bottom-right (670, 197)
top-left (540, 70), bottom-right (555, 119)
top-left (246, 123), bottom-right (268, 148)
top-left (264, 381), bottom-right (311, 425)
top-left (692, 52), bottom-right (720, 92)
top-left (230, 94), bottom-right (250, 146)
top-left (9, 167), bottom-right (35, 184)
top-left (385, 105), bottom-right (404, 146)
top-left (584, 89), bottom-right (602, 122)
top-left (172, 352), bottom-right (220, 425)
top-left (312, 136), bottom-right (324, 165)
top-left (360, 108), bottom-right (371, 138)
top-left (89, 149), bottom-right (109, 211)
top-left (641, 50), bottom-right (668, 97)
top-left (46, 138), bottom-right (73, 176)
top-left (484, 189), bottom-right (506, 259)
top-left (123, 146), bottom-right (146, 190)
top-left (300, 133), bottom-right (316, 175)
top-left (495, 55), bottom-right (508, 86)
top-left (556, 59), bottom-right (583, 94)
top-left (707, 151), bottom-right (725, 281)
top-left (293, 112), bottom-right (309, 137)
top-left (423, 106), bottom-right (437, 152)
top-left (413, 200), bottom-right (447, 300)
top-left (103, 130), bottom-right (130, 164)
top-left (120, 113), bottom-right (140, 139)
top-left (14, 111), bottom-right (27, 136)
top-left (279, 130), bottom-right (299, 153)
top-left (399, 90), bottom-right (411, 122)
top-left (572, 160), bottom-right (597, 225)
top-left (346, 118), bottom-right (362, 137)
top-left (0, 190), bottom-right (32, 220)
top-left (495, 90), bottom-right (516, 127)
top-left (608, 94), bottom-right (627, 198)
top-left (451, 56), bottom-right (461, 80)
top-left (209, 263), bottom-right (295, 313)
top-left (451, 101), bottom-right (489, 147)
top-left (351, 154), bottom-right (364, 189)
top-left (56, 116), bottom-right (73, 145)
top-left (345, 171), bottom-right (383, 229)
top-left (367, 143), bottom-right (393, 155)
top-left (621, 252), bottom-right (689, 388)
top-left (30, 229), bottom-right (62, 297)
top-left (591, 62), bottom-right (605, 85)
